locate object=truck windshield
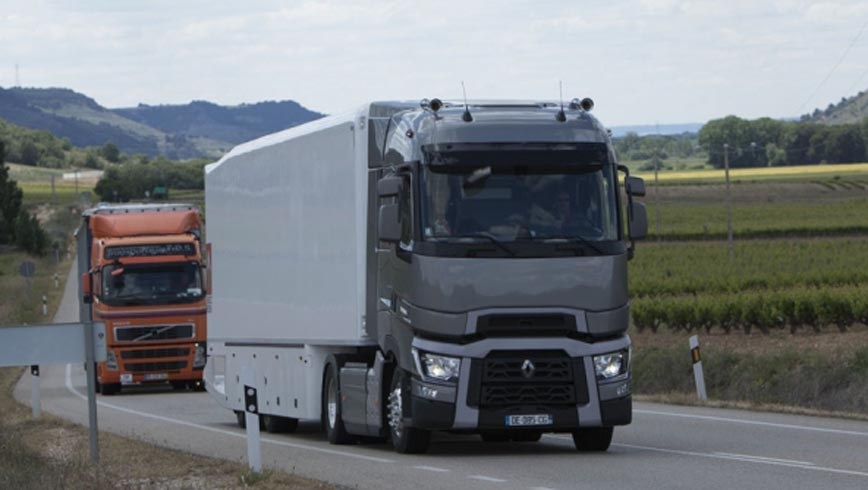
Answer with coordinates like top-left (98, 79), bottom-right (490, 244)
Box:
top-left (420, 145), bottom-right (619, 243)
top-left (101, 262), bottom-right (203, 306)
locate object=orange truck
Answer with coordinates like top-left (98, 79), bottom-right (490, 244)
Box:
top-left (77, 203), bottom-right (208, 395)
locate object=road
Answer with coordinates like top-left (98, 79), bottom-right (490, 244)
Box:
top-left (14, 266), bottom-right (868, 490)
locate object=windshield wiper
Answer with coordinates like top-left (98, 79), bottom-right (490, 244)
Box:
top-left (452, 233), bottom-right (516, 257)
top-left (533, 235), bottom-right (606, 256)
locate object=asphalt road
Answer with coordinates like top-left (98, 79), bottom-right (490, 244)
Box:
top-left (14, 266), bottom-right (868, 490)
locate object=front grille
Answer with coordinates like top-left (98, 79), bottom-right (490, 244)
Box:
top-left (121, 348), bottom-right (189, 360)
top-left (476, 314), bottom-right (576, 337)
top-left (469, 351), bottom-right (588, 407)
top-left (115, 324), bottom-right (194, 342)
top-left (124, 361), bottom-right (187, 373)
top-left (482, 384), bottom-right (575, 405)
top-left (483, 357), bottom-right (572, 382)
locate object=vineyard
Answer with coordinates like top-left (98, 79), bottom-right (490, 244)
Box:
top-left (629, 174), bottom-right (868, 335)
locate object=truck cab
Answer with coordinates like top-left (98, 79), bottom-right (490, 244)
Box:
top-left (78, 204), bottom-right (208, 394)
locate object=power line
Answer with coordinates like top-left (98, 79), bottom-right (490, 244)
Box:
top-left (796, 16), bottom-right (868, 115)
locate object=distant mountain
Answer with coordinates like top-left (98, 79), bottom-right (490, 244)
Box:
top-left (114, 100), bottom-right (323, 146)
top-left (804, 90), bottom-right (868, 125)
top-left (0, 87), bottom-right (324, 158)
top-left (609, 123), bottom-right (704, 137)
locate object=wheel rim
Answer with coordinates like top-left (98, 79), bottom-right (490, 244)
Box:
top-left (387, 384), bottom-right (403, 439)
top-left (326, 376), bottom-right (337, 428)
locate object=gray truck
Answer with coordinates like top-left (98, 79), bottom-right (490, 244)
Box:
top-left (204, 98), bottom-right (647, 453)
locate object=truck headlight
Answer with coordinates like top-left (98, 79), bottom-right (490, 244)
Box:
top-left (106, 351), bottom-right (119, 371)
top-left (413, 349), bottom-right (461, 381)
top-left (193, 343), bottom-right (206, 369)
top-left (593, 350), bottom-right (629, 380)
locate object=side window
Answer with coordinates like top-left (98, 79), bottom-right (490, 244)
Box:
top-left (399, 173), bottom-right (413, 249)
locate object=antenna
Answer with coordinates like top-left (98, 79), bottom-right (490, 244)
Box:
top-left (461, 81), bottom-right (473, 122)
top-left (555, 80), bottom-right (566, 122)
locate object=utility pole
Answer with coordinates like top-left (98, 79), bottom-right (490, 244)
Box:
top-left (724, 143), bottom-right (734, 262)
top-left (15, 63), bottom-right (20, 87)
top-left (654, 123), bottom-right (661, 239)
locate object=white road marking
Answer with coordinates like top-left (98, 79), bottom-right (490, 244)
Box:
top-left (529, 487), bottom-right (559, 490)
top-left (413, 465), bottom-right (451, 473)
top-left (64, 364), bottom-right (395, 464)
top-left (469, 475), bottom-right (508, 483)
top-left (635, 409), bottom-right (868, 438)
top-left (615, 443), bottom-right (868, 479)
top-left (714, 452), bottom-right (815, 466)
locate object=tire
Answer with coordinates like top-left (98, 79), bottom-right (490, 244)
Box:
top-left (572, 427), bottom-right (614, 452)
top-left (322, 360), bottom-right (355, 444)
top-left (171, 381), bottom-right (188, 391)
top-left (100, 383), bottom-right (121, 395)
top-left (235, 410), bottom-right (266, 430)
top-left (387, 368), bottom-right (430, 454)
top-left (263, 415), bottom-right (299, 433)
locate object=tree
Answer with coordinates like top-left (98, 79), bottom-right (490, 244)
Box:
top-left (14, 209), bottom-right (48, 256)
top-left (20, 140), bottom-right (39, 166)
top-left (100, 142), bottom-right (120, 163)
top-left (0, 141), bottom-right (24, 244)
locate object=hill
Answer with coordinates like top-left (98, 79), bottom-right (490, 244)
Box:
top-left (114, 100), bottom-right (323, 146)
top-left (0, 87), bottom-right (324, 158)
top-left (804, 89), bottom-right (868, 125)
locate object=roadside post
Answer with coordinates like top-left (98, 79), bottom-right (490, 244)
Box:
top-left (42, 295), bottom-right (48, 316)
top-left (30, 365), bottom-right (41, 419)
top-left (241, 366), bottom-right (262, 472)
top-left (689, 335), bottom-right (707, 401)
top-left (0, 322), bottom-right (106, 464)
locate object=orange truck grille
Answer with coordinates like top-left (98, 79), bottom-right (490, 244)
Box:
top-left (115, 324), bottom-right (194, 342)
top-left (120, 348), bottom-right (190, 359)
top-left (124, 361), bottom-right (188, 373)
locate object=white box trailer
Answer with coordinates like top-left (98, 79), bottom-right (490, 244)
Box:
top-left (205, 99), bottom-right (648, 451)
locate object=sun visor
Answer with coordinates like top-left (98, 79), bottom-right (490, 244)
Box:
top-left (90, 210), bottom-right (200, 238)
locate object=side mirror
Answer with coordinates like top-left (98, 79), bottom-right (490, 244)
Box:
top-left (377, 176), bottom-right (403, 198)
top-left (81, 272), bottom-right (93, 305)
top-left (378, 204), bottom-right (400, 243)
top-left (626, 176), bottom-right (646, 197)
top-left (629, 201), bottom-right (648, 240)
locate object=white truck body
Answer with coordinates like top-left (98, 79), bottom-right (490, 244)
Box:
top-left (205, 108), bottom-right (375, 420)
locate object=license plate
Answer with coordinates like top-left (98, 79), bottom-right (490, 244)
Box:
top-left (120, 373), bottom-right (133, 384)
top-left (144, 373), bottom-right (168, 381)
top-left (505, 414), bottom-right (553, 427)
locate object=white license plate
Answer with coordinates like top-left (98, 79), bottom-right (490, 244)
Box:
top-left (505, 414), bottom-right (553, 427)
top-left (144, 373), bottom-right (168, 381)
top-left (120, 373), bottom-right (133, 384)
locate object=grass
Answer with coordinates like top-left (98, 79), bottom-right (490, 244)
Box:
top-left (632, 161), bottom-right (868, 184)
top-left (631, 328), bottom-right (868, 414)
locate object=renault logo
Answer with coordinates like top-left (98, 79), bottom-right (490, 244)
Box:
top-left (521, 359), bottom-right (536, 378)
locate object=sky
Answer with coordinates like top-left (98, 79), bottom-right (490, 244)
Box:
top-left (1, 0), bottom-right (868, 126)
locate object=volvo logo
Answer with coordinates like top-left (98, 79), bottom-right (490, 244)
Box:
top-left (521, 359), bottom-right (536, 378)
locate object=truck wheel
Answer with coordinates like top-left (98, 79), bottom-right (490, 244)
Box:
top-left (171, 381), bottom-right (188, 391)
top-left (100, 383), bottom-right (121, 395)
top-left (235, 410), bottom-right (266, 430)
top-left (263, 415), bottom-right (299, 433)
top-left (387, 369), bottom-right (430, 454)
top-left (572, 427), bottom-right (613, 451)
top-left (322, 361), bottom-right (354, 444)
